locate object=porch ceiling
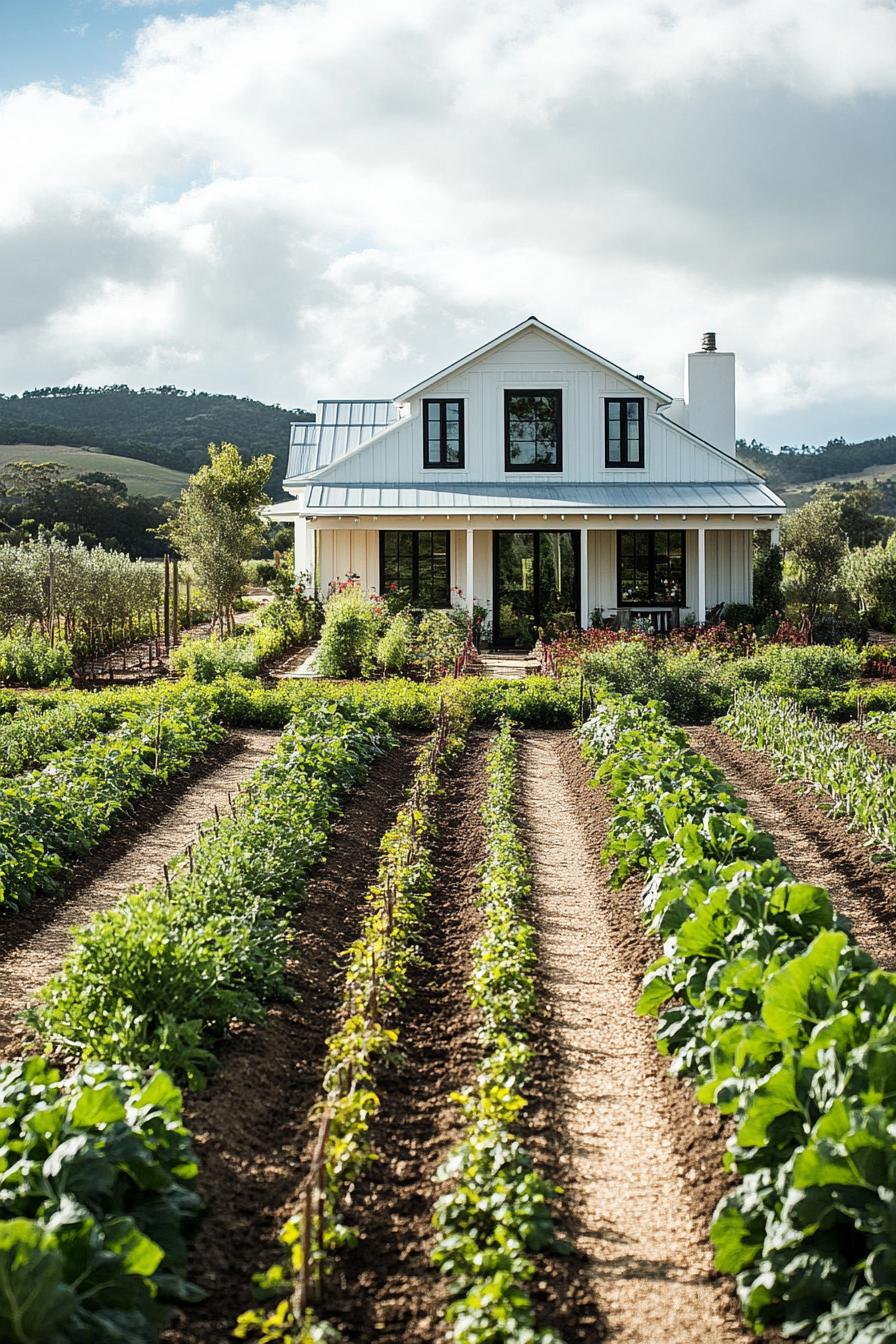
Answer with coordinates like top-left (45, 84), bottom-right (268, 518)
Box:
top-left (302, 480), bottom-right (782, 515)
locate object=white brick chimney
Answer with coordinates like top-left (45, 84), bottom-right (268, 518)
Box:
top-left (684, 332), bottom-right (736, 458)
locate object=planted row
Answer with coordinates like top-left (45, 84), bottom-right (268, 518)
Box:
top-left (720, 687), bottom-right (896, 854)
top-left (237, 706), bottom-right (466, 1343)
top-left (33, 699), bottom-right (393, 1084)
top-left (0, 695), bottom-right (125, 777)
top-left (581, 695), bottom-right (896, 1342)
top-left (0, 697), bottom-right (226, 910)
top-left (1, 700), bottom-right (392, 1344)
top-left (433, 720), bottom-right (565, 1344)
top-left (0, 1058), bottom-right (201, 1344)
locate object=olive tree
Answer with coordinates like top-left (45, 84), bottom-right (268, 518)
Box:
top-left (780, 487), bottom-right (848, 625)
top-left (163, 442), bottom-right (273, 635)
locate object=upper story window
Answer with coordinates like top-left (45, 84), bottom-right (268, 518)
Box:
top-left (605, 397), bottom-right (644, 468)
top-left (423, 399), bottom-right (464, 468)
top-left (504, 390), bottom-right (562, 471)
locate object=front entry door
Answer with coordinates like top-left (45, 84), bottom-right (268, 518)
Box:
top-left (493, 530), bottom-right (580, 648)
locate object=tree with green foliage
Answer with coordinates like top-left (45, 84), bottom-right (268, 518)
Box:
top-left (832, 483), bottom-right (894, 548)
top-left (780, 486), bottom-right (848, 625)
top-left (163, 442), bottom-right (273, 634)
top-left (842, 533), bottom-right (896, 629)
top-left (752, 533), bottom-right (784, 622)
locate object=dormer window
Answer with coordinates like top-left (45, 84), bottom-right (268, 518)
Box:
top-left (504, 390), bottom-right (562, 471)
top-left (423, 399), bottom-right (464, 468)
top-left (605, 397), bottom-right (644, 468)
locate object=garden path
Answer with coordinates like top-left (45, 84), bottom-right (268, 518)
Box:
top-left (520, 730), bottom-right (750, 1344)
top-left (0, 730), bottom-right (280, 1055)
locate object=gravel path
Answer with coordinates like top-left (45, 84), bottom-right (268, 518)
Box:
top-left (687, 725), bottom-right (896, 972)
top-left (520, 731), bottom-right (750, 1344)
top-left (0, 729), bottom-right (280, 1053)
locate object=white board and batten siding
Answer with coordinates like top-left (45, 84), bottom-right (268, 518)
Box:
top-left (310, 328), bottom-right (754, 489)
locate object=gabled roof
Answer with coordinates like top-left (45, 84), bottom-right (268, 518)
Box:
top-left (286, 400), bottom-right (398, 479)
top-left (396, 316), bottom-right (671, 403)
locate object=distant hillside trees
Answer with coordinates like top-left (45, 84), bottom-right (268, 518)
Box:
top-left (739, 433), bottom-right (896, 491)
top-left (0, 460), bottom-right (167, 557)
top-left (0, 385), bottom-right (313, 492)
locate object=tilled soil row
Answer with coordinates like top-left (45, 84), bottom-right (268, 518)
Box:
top-left (521, 731), bottom-right (751, 1344)
top-left (0, 729), bottom-right (280, 1056)
top-left (162, 738), bottom-right (421, 1344)
top-left (688, 724), bottom-right (896, 971)
top-left (323, 733), bottom-right (490, 1344)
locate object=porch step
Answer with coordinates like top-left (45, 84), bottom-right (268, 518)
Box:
top-left (466, 651), bottom-right (541, 680)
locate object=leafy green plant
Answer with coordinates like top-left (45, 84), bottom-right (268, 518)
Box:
top-left (0, 1056), bottom-right (201, 1344)
top-left (0, 697), bottom-right (226, 910)
top-left (0, 696), bottom-right (122, 776)
top-left (432, 721), bottom-right (565, 1344)
top-left (32, 700), bottom-right (393, 1083)
top-left (0, 634), bottom-right (73, 688)
top-left (315, 585), bottom-right (380, 678)
top-left (376, 610), bottom-right (414, 674)
top-left (721, 689), bottom-right (896, 854)
top-left (580, 692), bottom-right (896, 1341)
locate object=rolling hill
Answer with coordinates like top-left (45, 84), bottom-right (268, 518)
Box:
top-left (0, 385), bottom-right (313, 497)
top-left (0, 443), bottom-right (190, 498)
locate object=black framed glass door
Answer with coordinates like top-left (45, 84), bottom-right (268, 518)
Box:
top-left (493, 530), bottom-right (580, 647)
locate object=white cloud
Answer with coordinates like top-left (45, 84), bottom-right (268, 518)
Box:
top-left (1, 0), bottom-right (895, 444)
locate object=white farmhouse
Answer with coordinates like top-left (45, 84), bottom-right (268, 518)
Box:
top-left (270, 317), bottom-right (784, 647)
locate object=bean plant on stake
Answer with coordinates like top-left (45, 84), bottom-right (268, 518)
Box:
top-left (432, 720), bottom-right (566, 1344)
top-left (236, 706), bottom-right (465, 1343)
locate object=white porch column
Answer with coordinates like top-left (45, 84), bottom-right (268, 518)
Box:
top-left (304, 523), bottom-right (317, 598)
top-left (579, 525), bottom-right (589, 629)
top-left (466, 528), bottom-right (475, 618)
top-left (696, 525), bottom-right (706, 624)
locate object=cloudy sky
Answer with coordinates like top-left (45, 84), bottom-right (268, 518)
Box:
top-left (1, 0), bottom-right (895, 448)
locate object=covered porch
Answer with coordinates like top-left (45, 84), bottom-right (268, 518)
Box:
top-left (293, 511), bottom-right (781, 647)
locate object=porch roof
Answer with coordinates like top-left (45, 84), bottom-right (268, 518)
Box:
top-left (302, 480), bottom-right (783, 516)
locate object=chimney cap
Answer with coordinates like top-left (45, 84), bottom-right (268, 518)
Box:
top-left (701, 331), bottom-right (717, 352)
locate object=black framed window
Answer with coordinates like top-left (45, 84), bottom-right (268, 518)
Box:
top-left (504, 390), bottom-right (562, 471)
top-left (380, 530), bottom-right (450, 607)
top-left (605, 397), bottom-right (644, 467)
top-left (423, 399), bottom-right (464, 468)
top-left (617, 530), bottom-right (685, 605)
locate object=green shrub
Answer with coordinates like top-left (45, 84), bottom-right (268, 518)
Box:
top-left (0, 1057), bottom-right (200, 1342)
top-left (412, 608), bottom-right (466, 678)
top-left (0, 635), bottom-right (73, 688)
top-left (315, 585), bottom-right (379, 678)
top-left (752, 641), bottom-right (863, 689)
top-left (376, 610), bottom-right (414, 673)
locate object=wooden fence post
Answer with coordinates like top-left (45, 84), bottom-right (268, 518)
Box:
top-left (172, 557), bottom-right (180, 646)
top-left (163, 555), bottom-right (171, 652)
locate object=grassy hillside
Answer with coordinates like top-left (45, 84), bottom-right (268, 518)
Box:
top-left (0, 443), bottom-right (189, 498)
top-left (740, 433), bottom-right (896, 494)
top-left (0, 386), bottom-right (313, 495)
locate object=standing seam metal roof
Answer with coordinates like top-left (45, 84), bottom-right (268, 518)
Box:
top-left (302, 480), bottom-right (782, 512)
top-left (287, 400), bottom-right (397, 477)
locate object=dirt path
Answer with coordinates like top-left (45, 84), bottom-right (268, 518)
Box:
top-left (0, 730), bottom-right (280, 1054)
top-left (688, 725), bottom-right (896, 971)
top-left (163, 739), bottom-right (420, 1344)
top-left (324, 735), bottom-right (488, 1344)
top-left (520, 730), bottom-right (750, 1344)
